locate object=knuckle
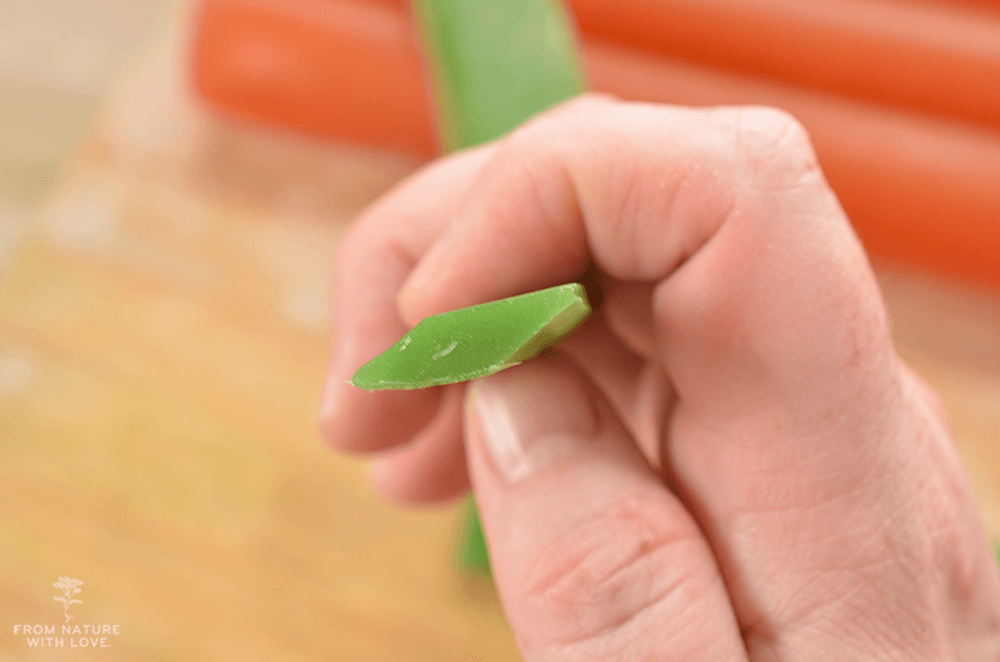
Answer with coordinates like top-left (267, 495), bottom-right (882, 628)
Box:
top-left (718, 106), bottom-right (821, 189)
top-left (519, 493), bottom-right (705, 650)
top-left (506, 91), bottom-right (617, 148)
top-left (492, 123), bottom-right (578, 242)
top-left (562, 90), bottom-right (621, 111)
top-left (500, 119), bottom-right (543, 159)
top-left (736, 106), bottom-right (810, 149)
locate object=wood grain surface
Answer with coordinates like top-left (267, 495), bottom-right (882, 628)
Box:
top-left (1, 3), bottom-right (998, 660)
top-left (0, 10), bottom-right (520, 661)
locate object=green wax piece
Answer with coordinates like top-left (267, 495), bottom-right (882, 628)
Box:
top-left (455, 494), bottom-right (492, 576)
top-left (350, 283), bottom-right (590, 390)
top-left (412, 0), bottom-right (587, 151)
top-left (412, 0), bottom-right (588, 580)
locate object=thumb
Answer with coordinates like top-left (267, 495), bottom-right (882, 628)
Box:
top-left (464, 354), bottom-right (748, 662)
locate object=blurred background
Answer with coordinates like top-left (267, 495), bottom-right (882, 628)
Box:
top-left (1, 0), bottom-right (998, 659)
top-left (1, 0), bottom-right (179, 257)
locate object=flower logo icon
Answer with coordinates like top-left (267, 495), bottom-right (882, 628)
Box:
top-left (52, 577), bottom-right (83, 622)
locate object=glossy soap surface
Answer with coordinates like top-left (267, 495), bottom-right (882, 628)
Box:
top-left (350, 283), bottom-right (591, 390)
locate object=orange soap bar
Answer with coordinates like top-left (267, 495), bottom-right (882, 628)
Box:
top-left (190, 0), bottom-right (1000, 291)
top-left (327, 0), bottom-right (1000, 129)
top-left (569, 0), bottom-right (1000, 130)
top-left (192, 0), bottom-right (438, 156)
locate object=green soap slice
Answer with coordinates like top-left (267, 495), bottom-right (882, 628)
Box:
top-left (410, 0), bottom-right (590, 579)
top-left (455, 494), bottom-right (491, 577)
top-left (412, 0), bottom-right (587, 152)
top-left (350, 283), bottom-right (590, 390)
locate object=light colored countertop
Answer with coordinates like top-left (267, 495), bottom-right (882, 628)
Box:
top-left (1, 3), bottom-right (997, 660)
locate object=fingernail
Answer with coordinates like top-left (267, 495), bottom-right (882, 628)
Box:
top-left (319, 338), bottom-right (353, 436)
top-left (397, 264), bottom-right (437, 324)
top-left (470, 361), bottom-right (600, 483)
top-left (319, 374), bottom-right (344, 424)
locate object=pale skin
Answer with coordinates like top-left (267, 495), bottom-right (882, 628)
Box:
top-left (320, 94), bottom-right (1000, 661)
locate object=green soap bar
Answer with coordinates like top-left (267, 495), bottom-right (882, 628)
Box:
top-left (350, 283), bottom-right (590, 390)
top-left (412, 0), bottom-right (587, 151)
top-left (412, 0), bottom-right (589, 579)
top-left (455, 494), bottom-right (491, 577)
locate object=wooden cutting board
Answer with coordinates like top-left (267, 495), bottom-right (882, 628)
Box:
top-left (1, 8), bottom-right (997, 661)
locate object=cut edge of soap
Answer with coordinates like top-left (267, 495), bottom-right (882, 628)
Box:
top-left (348, 359), bottom-right (523, 391)
top-left (506, 289), bottom-right (590, 365)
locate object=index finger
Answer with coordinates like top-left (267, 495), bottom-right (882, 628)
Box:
top-left (320, 142), bottom-right (497, 453)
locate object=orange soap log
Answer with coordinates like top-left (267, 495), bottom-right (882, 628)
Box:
top-left (586, 42), bottom-right (1000, 291)
top-left (190, 0), bottom-right (1000, 290)
top-left (568, 0), bottom-right (1000, 130)
top-left (191, 0), bottom-right (437, 156)
top-left (348, 0), bottom-right (1000, 130)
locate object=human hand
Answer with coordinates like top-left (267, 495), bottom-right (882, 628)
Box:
top-left (320, 94), bottom-right (1000, 660)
